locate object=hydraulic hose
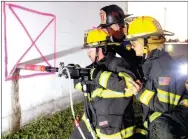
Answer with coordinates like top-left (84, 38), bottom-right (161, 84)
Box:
top-left (64, 67), bottom-right (98, 139)
top-left (63, 67), bottom-right (86, 139)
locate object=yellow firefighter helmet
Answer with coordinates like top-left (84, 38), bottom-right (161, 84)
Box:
top-left (84, 28), bottom-right (121, 48)
top-left (126, 16), bottom-right (174, 40)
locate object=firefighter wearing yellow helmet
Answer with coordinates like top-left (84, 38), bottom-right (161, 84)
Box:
top-left (70, 28), bottom-right (141, 139)
top-left (125, 16), bottom-right (188, 139)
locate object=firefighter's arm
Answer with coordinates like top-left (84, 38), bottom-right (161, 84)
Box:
top-left (179, 92), bottom-right (188, 107)
top-left (135, 76), bottom-right (179, 113)
top-left (95, 70), bottom-right (134, 93)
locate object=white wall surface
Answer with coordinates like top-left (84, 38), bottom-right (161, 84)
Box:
top-left (2, 2), bottom-right (128, 134)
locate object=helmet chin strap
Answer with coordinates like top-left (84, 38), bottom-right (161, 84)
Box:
top-left (141, 38), bottom-right (148, 64)
top-left (94, 48), bottom-right (99, 68)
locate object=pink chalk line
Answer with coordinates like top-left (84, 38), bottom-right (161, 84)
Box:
top-left (3, 2), bottom-right (8, 78)
top-left (54, 17), bottom-right (56, 67)
top-left (3, 2), bottom-right (56, 80)
top-left (8, 3), bottom-right (55, 17)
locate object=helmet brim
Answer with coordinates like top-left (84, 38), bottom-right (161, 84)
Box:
top-left (125, 30), bottom-right (174, 41)
top-left (82, 42), bottom-right (121, 49)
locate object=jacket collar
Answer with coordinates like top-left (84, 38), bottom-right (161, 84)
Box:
top-left (146, 48), bottom-right (167, 61)
top-left (141, 48), bottom-right (166, 79)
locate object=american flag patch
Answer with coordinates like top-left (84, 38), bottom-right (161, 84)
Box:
top-left (158, 77), bottom-right (170, 85)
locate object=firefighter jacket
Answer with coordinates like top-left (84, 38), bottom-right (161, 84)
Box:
top-left (135, 48), bottom-right (188, 129)
top-left (74, 52), bottom-right (147, 139)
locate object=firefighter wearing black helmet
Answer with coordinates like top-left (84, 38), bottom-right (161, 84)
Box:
top-left (98, 5), bottom-right (147, 139)
top-left (98, 4), bottom-right (131, 41)
top-left (98, 4), bottom-right (143, 80)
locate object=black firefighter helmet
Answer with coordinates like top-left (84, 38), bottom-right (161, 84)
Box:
top-left (99, 4), bottom-right (132, 28)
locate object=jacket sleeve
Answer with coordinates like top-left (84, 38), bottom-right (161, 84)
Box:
top-left (179, 92), bottom-right (188, 107)
top-left (73, 79), bottom-right (83, 92)
top-left (135, 70), bottom-right (184, 113)
top-left (95, 70), bottom-right (135, 97)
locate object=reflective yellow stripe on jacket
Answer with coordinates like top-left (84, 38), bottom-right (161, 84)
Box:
top-left (139, 88), bottom-right (181, 106)
top-left (92, 67), bottom-right (135, 99)
top-left (75, 82), bottom-right (82, 92)
top-left (135, 128), bottom-right (148, 136)
top-left (139, 89), bottom-right (155, 105)
top-left (99, 71), bottom-right (112, 88)
top-left (157, 89), bottom-right (181, 105)
top-left (144, 112), bottom-right (162, 128)
top-left (82, 113), bottom-right (92, 132)
top-left (91, 88), bottom-right (132, 99)
top-left (82, 114), bottom-right (98, 138)
top-left (119, 72), bottom-right (134, 97)
top-left (96, 126), bottom-right (135, 139)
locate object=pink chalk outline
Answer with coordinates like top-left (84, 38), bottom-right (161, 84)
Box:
top-left (3, 2), bottom-right (56, 81)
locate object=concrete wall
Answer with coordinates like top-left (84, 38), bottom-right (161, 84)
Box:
top-left (2, 2), bottom-right (128, 133)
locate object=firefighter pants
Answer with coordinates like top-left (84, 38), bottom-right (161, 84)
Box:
top-left (170, 105), bottom-right (188, 137)
top-left (149, 108), bottom-right (188, 139)
top-left (149, 115), bottom-right (181, 139)
top-left (70, 120), bottom-right (93, 139)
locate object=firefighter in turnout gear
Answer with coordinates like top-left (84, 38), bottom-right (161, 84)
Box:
top-left (125, 16), bottom-right (188, 139)
top-left (98, 4), bottom-right (143, 83)
top-left (70, 29), bottom-right (139, 139)
top-left (98, 5), bottom-right (147, 139)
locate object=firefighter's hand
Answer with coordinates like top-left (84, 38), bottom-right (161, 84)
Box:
top-left (125, 79), bottom-right (142, 95)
